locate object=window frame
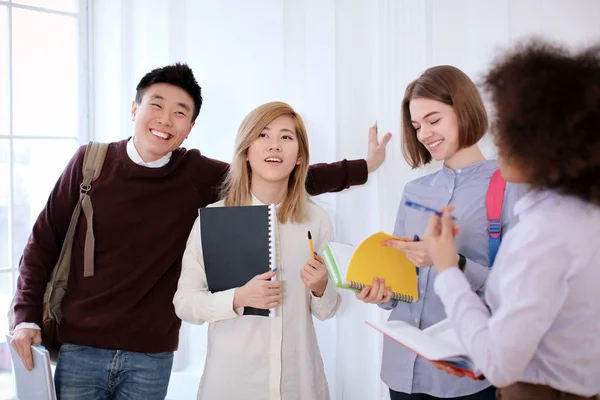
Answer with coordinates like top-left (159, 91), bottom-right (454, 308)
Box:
top-left (0, 1), bottom-right (91, 396)
top-left (0, 0), bottom-right (91, 282)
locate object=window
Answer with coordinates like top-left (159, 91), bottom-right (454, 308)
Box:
top-left (0, 1), bottom-right (89, 398)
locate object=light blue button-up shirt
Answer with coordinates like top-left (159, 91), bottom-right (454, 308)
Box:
top-left (380, 160), bottom-right (528, 397)
top-left (435, 190), bottom-right (600, 397)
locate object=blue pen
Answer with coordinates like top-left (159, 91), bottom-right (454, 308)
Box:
top-left (404, 199), bottom-right (457, 220)
top-left (412, 234), bottom-right (420, 275)
top-left (395, 234), bottom-right (421, 274)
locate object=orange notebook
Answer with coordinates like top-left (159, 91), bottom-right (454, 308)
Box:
top-left (322, 232), bottom-right (418, 303)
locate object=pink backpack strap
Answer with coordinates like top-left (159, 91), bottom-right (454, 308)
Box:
top-left (486, 169), bottom-right (506, 266)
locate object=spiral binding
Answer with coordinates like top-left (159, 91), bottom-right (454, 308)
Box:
top-left (346, 281), bottom-right (415, 303)
top-left (268, 204), bottom-right (276, 271)
top-left (268, 204), bottom-right (278, 318)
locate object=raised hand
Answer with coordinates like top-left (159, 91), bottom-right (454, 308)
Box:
top-left (366, 122), bottom-right (392, 173)
top-left (425, 206), bottom-right (461, 273)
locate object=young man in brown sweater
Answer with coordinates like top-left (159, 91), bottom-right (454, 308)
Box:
top-left (9, 63), bottom-right (390, 399)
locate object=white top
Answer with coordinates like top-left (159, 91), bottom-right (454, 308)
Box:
top-left (173, 196), bottom-right (340, 400)
top-left (126, 136), bottom-right (171, 167)
top-left (435, 190), bottom-right (600, 396)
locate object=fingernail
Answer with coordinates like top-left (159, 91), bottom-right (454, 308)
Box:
top-left (272, 268), bottom-right (277, 272)
top-left (313, 251), bottom-right (318, 256)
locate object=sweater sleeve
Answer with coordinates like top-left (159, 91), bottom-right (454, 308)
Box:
top-left (12, 145), bottom-right (87, 328)
top-left (191, 153), bottom-right (230, 205)
top-left (194, 153), bottom-right (368, 201)
top-left (306, 159), bottom-right (368, 195)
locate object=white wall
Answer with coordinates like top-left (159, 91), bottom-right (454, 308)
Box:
top-left (90, 1), bottom-right (600, 399)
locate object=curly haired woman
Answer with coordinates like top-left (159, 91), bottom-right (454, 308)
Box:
top-left (426, 40), bottom-right (600, 400)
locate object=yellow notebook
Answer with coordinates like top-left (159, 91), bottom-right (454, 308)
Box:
top-left (322, 232), bottom-right (418, 303)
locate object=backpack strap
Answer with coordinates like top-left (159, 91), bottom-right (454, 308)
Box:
top-left (81, 141), bottom-right (109, 277)
top-left (486, 169), bottom-right (506, 266)
top-left (42, 141), bottom-right (109, 323)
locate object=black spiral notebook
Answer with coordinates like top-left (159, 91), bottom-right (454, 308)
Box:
top-left (199, 204), bottom-right (277, 317)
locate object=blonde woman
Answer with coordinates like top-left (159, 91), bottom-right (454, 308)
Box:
top-left (173, 102), bottom-right (340, 400)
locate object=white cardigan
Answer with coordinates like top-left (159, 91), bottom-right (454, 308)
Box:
top-left (173, 196), bottom-right (340, 400)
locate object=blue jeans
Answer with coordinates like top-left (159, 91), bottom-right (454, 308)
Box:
top-left (54, 343), bottom-right (174, 400)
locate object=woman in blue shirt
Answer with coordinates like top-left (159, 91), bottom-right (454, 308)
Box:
top-left (358, 65), bottom-right (527, 399)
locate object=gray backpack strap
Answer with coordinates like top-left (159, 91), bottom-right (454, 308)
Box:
top-left (80, 142), bottom-right (109, 277)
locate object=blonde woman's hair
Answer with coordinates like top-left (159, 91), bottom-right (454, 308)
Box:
top-left (221, 101), bottom-right (310, 223)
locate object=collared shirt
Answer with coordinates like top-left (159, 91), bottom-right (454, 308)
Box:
top-left (435, 190), bottom-right (600, 397)
top-left (173, 196), bottom-right (340, 400)
top-left (126, 136), bottom-right (171, 168)
top-left (380, 160), bottom-right (528, 397)
top-left (13, 136), bottom-right (172, 333)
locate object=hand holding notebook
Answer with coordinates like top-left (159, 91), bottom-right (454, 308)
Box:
top-left (322, 232), bottom-right (419, 303)
top-left (233, 269), bottom-right (280, 310)
top-left (6, 334), bottom-right (57, 400)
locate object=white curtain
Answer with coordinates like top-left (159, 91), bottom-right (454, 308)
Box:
top-left (90, 1), bottom-right (600, 398)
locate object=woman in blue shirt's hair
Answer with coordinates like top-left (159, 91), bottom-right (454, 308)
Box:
top-left (357, 65), bottom-right (527, 400)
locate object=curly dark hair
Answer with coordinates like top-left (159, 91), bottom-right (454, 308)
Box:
top-left (135, 63), bottom-right (202, 122)
top-left (484, 39), bottom-right (600, 205)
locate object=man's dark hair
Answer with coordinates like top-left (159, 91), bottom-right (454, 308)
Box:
top-left (484, 39), bottom-right (600, 205)
top-left (135, 63), bottom-right (202, 122)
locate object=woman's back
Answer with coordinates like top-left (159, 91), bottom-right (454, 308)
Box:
top-left (481, 190), bottom-right (600, 393)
